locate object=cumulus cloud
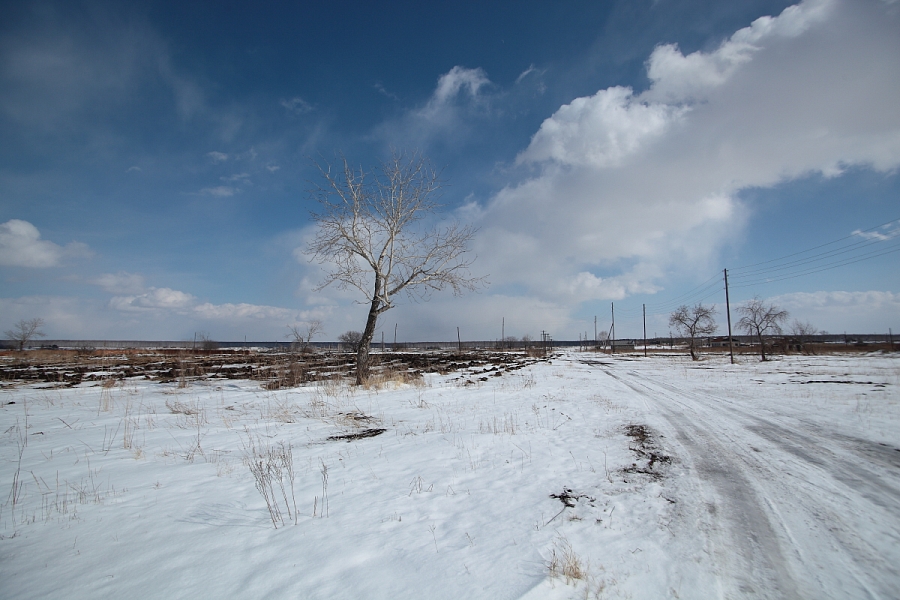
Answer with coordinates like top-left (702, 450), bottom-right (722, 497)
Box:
top-left (472, 0), bottom-right (900, 309)
top-left (207, 151), bottom-right (229, 162)
top-left (0, 219), bottom-right (91, 267)
top-left (517, 86), bottom-right (685, 168)
top-left (109, 287), bottom-right (196, 311)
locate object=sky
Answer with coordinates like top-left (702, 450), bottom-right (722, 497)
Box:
top-left (1, 0), bottom-right (899, 343)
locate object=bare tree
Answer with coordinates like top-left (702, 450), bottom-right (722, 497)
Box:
top-left (790, 319), bottom-right (818, 339)
top-left (287, 320), bottom-right (323, 353)
top-left (737, 297), bottom-right (789, 361)
top-left (4, 318), bottom-right (46, 351)
top-left (338, 330), bottom-right (363, 353)
top-left (307, 151), bottom-right (483, 384)
top-left (790, 319), bottom-right (819, 354)
top-left (668, 304), bottom-right (718, 360)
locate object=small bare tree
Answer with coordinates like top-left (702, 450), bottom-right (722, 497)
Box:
top-left (737, 297), bottom-right (789, 361)
top-left (307, 151), bottom-right (483, 384)
top-left (790, 319), bottom-right (819, 354)
top-left (668, 304), bottom-right (718, 360)
top-left (338, 330), bottom-right (363, 353)
top-left (287, 320), bottom-right (323, 353)
top-left (4, 318), bottom-right (45, 351)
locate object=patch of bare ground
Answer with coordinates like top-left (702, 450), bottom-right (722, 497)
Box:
top-left (621, 424), bottom-right (671, 481)
top-left (0, 348), bottom-right (540, 388)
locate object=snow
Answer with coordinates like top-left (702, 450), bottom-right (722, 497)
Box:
top-left (2, 351), bottom-right (899, 599)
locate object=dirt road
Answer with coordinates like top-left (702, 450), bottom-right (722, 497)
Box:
top-left (594, 359), bottom-right (900, 599)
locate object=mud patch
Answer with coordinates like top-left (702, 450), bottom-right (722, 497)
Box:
top-left (550, 488), bottom-right (595, 508)
top-left (327, 428), bottom-right (386, 442)
top-left (621, 423), bottom-right (671, 481)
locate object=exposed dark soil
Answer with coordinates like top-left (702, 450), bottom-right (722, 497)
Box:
top-left (327, 428), bottom-right (386, 442)
top-left (622, 423), bottom-right (671, 481)
top-left (0, 348), bottom-right (544, 388)
top-left (550, 488), bottom-right (595, 508)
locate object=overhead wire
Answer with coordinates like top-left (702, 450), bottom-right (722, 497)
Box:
top-left (612, 215), bottom-right (899, 321)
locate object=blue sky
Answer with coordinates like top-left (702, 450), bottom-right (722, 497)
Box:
top-left (1, 0), bottom-right (898, 343)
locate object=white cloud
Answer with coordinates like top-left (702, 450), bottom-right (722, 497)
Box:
top-left (373, 66), bottom-right (493, 148)
top-left (374, 82), bottom-right (398, 100)
top-left (642, 0), bottom-right (833, 104)
top-left (221, 173), bottom-right (251, 183)
top-left (281, 96), bottom-right (313, 114)
top-left (472, 0), bottom-right (900, 308)
top-left (430, 66), bottom-right (489, 106)
top-left (0, 219), bottom-right (91, 268)
top-left (192, 302), bottom-right (296, 321)
top-left (517, 86), bottom-right (685, 168)
top-left (852, 220), bottom-right (900, 241)
top-left (767, 290), bottom-right (900, 333)
top-left (92, 272), bottom-right (146, 295)
top-left (199, 185), bottom-right (238, 197)
top-left (207, 151), bottom-right (229, 163)
top-left (109, 287), bottom-right (196, 311)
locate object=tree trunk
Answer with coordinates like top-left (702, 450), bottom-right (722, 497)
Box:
top-left (758, 330), bottom-right (767, 361)
top-left (356, 297), bottom-right (381, 385)
top-left (689, 337), bottom-right (698, 360)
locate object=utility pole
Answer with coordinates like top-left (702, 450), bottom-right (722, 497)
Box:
top-left (643, 304), bottom-right (647, 357)
top-left (502, 317), bottom-right (505, 349)
top-left (394, 323), bottom-right (398, 348)
top-left (594, 316), bottom-right (597, 346)
top-left (611, 302), bottom-right (616, 354)
top-left (724, 268), bottom-right (734, 364)
top-left (457, 327), bottom-right (461, 352)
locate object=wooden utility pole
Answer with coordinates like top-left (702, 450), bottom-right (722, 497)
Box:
top-left (394, 323), bottom-right (398, 348)
top-left (594, 316), bottom-right (597, 347)
top-left (643, 303), bottom-right (647, 357)
top-left (457, 327), bottom-right (461, 352)
top-left (724, 268), bottom-right (734, 364)
top-left (611, 302), bottom-right (616, 354)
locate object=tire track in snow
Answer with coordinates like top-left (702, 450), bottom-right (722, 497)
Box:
top-left (598, 361), bottom-right (899, 599)
top-left (597, 365), bottom-right (801, 599)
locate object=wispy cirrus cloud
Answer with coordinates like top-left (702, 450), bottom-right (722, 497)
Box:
top-left (280, 96), bottom-right (313, 114)
top-left (372, 66), bottom-right (494, 149)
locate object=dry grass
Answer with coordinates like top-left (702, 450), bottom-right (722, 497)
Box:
top-left (548, 536), bottom-right (586, 584)
top-left (363, 367), bottom-right (424, 390)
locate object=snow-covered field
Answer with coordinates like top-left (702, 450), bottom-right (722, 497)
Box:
top-left (2, 351), bottom-right (898, 599)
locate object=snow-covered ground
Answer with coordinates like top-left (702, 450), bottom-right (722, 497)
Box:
top-left (2, 351), bottom-right (898, 599)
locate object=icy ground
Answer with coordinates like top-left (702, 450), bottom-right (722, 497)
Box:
top-left (2, 351), bottom-right (898, 599)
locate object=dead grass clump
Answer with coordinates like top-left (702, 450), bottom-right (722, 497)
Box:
top-left (548, 537), bottom-right (586, 584)
top-left (241, 431), bottom-right (298, 528)
top-left (165, 398), bottom-right (199, 415)
top-left (363, 367), bottom-right (424, 390)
